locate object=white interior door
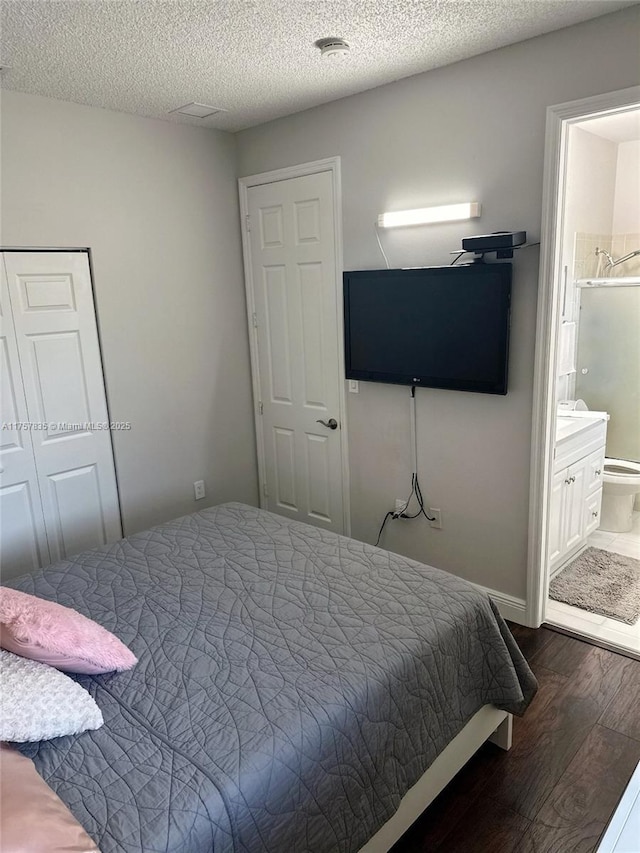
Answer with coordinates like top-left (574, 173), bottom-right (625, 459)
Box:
top-left (0, 260), bottom-right (51, 575)
top-left (245, 169), bottom-right (347, 533)
top-left (1, 251), bottom-right (122, 566)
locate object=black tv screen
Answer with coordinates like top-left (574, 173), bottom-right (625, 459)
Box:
top-left (343, 264), bottom-right (512, 394)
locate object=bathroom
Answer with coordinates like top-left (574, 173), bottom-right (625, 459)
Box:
top-left (546, 106), bottom-right (640, 655)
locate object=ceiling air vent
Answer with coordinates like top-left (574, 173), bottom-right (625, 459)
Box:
top-left (169, 102), bottom-right (227, 119)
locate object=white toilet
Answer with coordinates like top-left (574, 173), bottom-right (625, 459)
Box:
top-left (600, 458), bottom-right (640, 533)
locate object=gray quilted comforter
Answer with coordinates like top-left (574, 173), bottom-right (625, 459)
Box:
top-left (9, 503), bottom-right (536, 852)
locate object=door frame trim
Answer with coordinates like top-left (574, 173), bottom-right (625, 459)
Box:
top-left (238, 157), bottom-right (351, 535)
top-left (527, 85), bottom-right (640, 628)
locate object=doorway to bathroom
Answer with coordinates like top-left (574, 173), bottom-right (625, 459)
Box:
top-left (529, 86), bottom-right (640, 658)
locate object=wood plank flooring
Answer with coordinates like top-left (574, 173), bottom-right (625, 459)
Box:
top-left (392, 624), bottom-right (640, 853)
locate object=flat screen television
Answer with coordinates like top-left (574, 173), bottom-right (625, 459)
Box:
top-left (343, 263), bottom-right (512, 395)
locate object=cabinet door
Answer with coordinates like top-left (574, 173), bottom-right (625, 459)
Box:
top-left (584, 489), bottom-right (603, 537)
top-left (584, 448), bottom-right (606, 495)
top-left (564, 462), bottom-right (586, 553)
top-left (549, 468), bottom-right (567, 566)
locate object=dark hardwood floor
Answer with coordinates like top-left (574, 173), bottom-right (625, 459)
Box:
top-left (392, 624), bottom-right (640, 853)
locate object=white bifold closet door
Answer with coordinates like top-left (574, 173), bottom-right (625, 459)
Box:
top-left (0, 251), bottom-right (121, 579)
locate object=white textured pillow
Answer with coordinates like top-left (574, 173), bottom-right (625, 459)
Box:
top-left (0, 649), bottom-right (103, 742)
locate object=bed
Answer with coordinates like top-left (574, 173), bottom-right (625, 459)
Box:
top-left (7, 502), bottom-right (536, 852)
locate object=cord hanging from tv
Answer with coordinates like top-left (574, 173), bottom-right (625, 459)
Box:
top-left (343, 263), bottom-right (512, 395)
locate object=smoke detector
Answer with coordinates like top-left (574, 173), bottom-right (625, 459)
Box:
top-left (315, 37), bottom-right (350, 59)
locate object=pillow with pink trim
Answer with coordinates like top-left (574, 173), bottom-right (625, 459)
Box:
top-left (0, 587), bottom-right (137, 675)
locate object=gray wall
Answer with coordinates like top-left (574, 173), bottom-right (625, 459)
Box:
top-left (1, 91), bottom-right (258, 535)
top-left (565, 127), bottom-right (617, 252)
top-left (614, 140), bottom-right (640, 233)
top-left (236, 7), bottom-right (640, 600)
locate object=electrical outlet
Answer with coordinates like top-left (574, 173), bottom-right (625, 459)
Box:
top-left (194, 480), bottom-right (206, 500)
top-left (348, 379), bottom-right (359, 393)
top-left (429, 508), bottom-right (442, 529)
top-left (394, 498), bottom-right (406, 514)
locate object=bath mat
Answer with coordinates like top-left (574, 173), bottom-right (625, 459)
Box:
top-left (549, 547), bottom-right (640, 625)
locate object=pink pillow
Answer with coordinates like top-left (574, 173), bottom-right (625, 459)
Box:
top-left (0, 588), bottom-right (137, 675)
top-left (0, 743), bottom-right (100, 852)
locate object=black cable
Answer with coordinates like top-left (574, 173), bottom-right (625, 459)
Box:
top-left (375, 468), bottom-right (417, 547)
top-left (396, 479), bottom-right (416, 517)
top-left (399, 473), bottom-right (436, 521)
top-left (375, 511), bottom-right (394, 547)
top-left (416, 476), bottom-right (436, 522)
top-left (450, 251), bottom-right (465, 266)
top-left (374, 384), bottom-right (434, 546)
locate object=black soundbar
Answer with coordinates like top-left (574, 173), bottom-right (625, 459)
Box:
top-left (462, 231), bottom-right (527, 253)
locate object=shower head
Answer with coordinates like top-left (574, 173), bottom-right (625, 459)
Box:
top-left (595, 247), bottom-right (640, 269)
top-left (595, 247), bottom-right (614, 267)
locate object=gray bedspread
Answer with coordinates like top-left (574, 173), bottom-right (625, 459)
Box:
top-left (9, 502), bottom-right (536, 852)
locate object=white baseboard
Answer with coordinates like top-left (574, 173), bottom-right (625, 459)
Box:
top-left (474, 584), bottom-right (528, 625)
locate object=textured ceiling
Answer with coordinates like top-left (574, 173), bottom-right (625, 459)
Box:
top-left (1, 1), bottom-right (637, 132)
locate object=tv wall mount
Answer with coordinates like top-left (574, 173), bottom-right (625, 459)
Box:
top-left (451, 230), bottom-right (538, 261)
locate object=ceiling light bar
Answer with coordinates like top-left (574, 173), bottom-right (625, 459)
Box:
top-left (378, 202), bottom-right (481, 228)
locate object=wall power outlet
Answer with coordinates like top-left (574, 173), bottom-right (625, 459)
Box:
top-left (394, 498), bottom-right (406, 513)
top-left (429, 508), bottom-right (442, 529)
top-left (194, 480), bottom-right (206, 500)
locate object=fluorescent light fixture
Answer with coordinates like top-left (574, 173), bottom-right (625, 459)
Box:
top-left (378, 202), bottom-right (481, 228)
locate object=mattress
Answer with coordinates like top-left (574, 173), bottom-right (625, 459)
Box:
top-left (9, 502), bottom-right (536, 852)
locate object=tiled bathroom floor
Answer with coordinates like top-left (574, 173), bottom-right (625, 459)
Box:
top-left (546, 511), bottom-right (640, 657)
top-left (588, 510), bottom-right (640, 560)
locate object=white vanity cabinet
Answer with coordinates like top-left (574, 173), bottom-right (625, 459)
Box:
top-left (550, 416), bottom-right (607, 571)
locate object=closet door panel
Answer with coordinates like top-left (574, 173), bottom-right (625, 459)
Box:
top-left (3, 252), bottom-right (122, 563)
top-left (46, 464), bottom-right (107, 558)
top-left (0, 482), bottom-right (47, 575)
top-left (0, 257), bottom-right (50, 578)
top-left (30, 332), bottom-right (92, 432)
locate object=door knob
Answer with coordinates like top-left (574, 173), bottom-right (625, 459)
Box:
top-left (316, 418), bottom-right (338, 430)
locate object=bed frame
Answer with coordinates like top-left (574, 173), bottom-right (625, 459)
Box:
top-left (360, 706), bottom-right (512, 852)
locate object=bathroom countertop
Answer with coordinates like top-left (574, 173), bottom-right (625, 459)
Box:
top-left (556, 412), bottom-right (608, 444)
